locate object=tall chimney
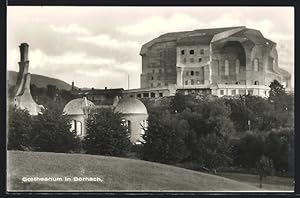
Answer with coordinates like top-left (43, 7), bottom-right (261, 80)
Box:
top-left (71, 81), bottom-right (74, 91)
top-left (19, 43), bottom-right (29, 62)
top-left (15, 43), bottom-right (30, 96)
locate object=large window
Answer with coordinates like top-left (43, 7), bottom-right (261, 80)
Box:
top-left (254, 58), bottom-right (259, 71)
top-left (71, 120), bottom-right (82, 136)
top-left (235, 59), bottom-right (240, 74)
top-left (190, 50), bottom-right (194, 54)
top-left (225, 60), bottom-right (229, 76)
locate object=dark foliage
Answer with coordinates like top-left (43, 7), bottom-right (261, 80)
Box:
top-left (30, 108), bottom-right (79, 153)
top-left (7, 106), bottom-right (33, 150)
top-left (83, 109), bottom-right (131, 156)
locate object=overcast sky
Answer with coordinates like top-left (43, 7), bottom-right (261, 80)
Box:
top-left (7, 6), bottom-right (294, 89)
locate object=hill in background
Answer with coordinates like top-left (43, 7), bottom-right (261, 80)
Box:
top-left (7, 71), bottom-right (72, 90)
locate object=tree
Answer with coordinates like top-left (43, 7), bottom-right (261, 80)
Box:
top-left (142, 109), bottom-right (189, 164)
top-left (265, 128), bottom-right (293, 173)
top-left (232, 131), bottom-right (265, 169)
top-left (269, 80), bottom-right (286, 99)
top-left (169, 92), bottom-right (187, 113)
top-left (256, 155), bottom-right (274, 188)
top-left (30, 107), bottom-right (79, 153)
top-left (193, 133), bottom-right (233, 171)
top-left (7, 106), bottom-right (33, 150)
top-left (83, 109), bottom-right (131, 156)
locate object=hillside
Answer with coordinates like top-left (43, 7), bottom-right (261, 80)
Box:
top-left (7, 151), bottom-right (259, 191)
top-left (7, 71), bottom-right (72, 90)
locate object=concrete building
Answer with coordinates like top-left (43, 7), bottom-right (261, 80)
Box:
top-left (63, 96), bottom-right (148, 144)
top-left (124, 26), bottom-right (291, 98)
top-left (13, 43), bottom-right (43, 115)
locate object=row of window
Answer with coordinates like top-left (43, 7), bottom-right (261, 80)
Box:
top-left (182, 57), bottom-right (203, 64)
top-left (152, 68), bottom-right (164, 74)
top-left (150, 82), bottom-right (168, 87)
top-left (219, 89), bottom-right (267, 96)
top-left (185, 79), bottom-right (204, 85)
top-left (186, 69), bottom-right (204, 76)
top-left (181, 49), bottom-right (205, 55)
top-left (132, 92), bottom-right (164, 98)
top-left (151, 76), bottom-right (168, 81)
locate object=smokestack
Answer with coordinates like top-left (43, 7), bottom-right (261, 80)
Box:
top-left (15, 43), bottom-right (30, 96)
top-left (71, 81), bottom-right (74, 91)
top-left (19, 43), bottom-right (29, 62)
top-left (23, 73), bottom-right (31, 92)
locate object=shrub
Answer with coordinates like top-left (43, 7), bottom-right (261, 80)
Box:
top-left (7, 106), bottom-right (33, 150)
top-left (30, 108), bottom-right (79, 153)
top-left (83, 109), bottom-right (131, 156)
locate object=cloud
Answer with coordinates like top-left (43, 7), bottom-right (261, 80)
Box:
top-left (77, 34), bottom-right (140, 50)
top-left (117, 13), bottom-right (204, 36)
top-left (50, 24), bottom-right (140, 51)
top-left (49, 24), bottom-right (91, 36)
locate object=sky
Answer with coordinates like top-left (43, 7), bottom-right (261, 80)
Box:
top-left (7, 6), bottom-right (294, 89)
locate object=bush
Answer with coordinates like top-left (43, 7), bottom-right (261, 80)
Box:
top-left (265, 128), bottom-right (294, 173)
top-left (83, 109), bottom-right (131, 156)
top-left (232, 131), bottom-right (265, 169)
top-left (30, 108), bottom-right (79, 153)
top-left (7, 106), bottom-right (33, 150)
top-left (142, 109), bottom-right (189, 164)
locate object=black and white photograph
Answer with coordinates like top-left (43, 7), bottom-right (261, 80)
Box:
top-left (5, 5), bottom-right (295, 192)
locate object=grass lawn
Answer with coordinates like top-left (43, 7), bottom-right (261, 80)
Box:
top-left (7, 151), bottom-right (261, 192)
top-left (217, 172), bottom-right (294, 191)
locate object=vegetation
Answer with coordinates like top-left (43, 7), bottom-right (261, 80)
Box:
top-left (140, 80), bottom-right (294, 178)
top-left (7, 107), bottom-right (33, 150)
top-left (83, 109), bottom-right (131, 156)
top-left (30, 107), bottom-right (79, 153)
top-left (7, 101), bottom-right (79, 153)
top-left (256, 156), bottom-right (274, 188)
top-left (7, 79), bottom-right (294, 185)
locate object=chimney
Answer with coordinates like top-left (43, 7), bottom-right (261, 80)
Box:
top-left (19, 43), bottom-right (29, 62)
top-left (71, 81), bottom-right (74, 91)
top-left (15, 43), bottom-right (30, 96)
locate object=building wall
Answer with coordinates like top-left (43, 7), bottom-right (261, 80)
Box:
top-left (140, 41), bottom-right (177, 88)
top-left (176, 45), bottom-right (211, 86)
top-left (123, 113), bottom-right (148, 144)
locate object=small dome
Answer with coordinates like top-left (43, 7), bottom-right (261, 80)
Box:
top-left (63, 98), bottom-right (95, 115)
top-left (114, 97), bottom-right (148, 115)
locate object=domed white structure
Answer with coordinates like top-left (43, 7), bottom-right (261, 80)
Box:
top-left (114, 97), bottom-right (148, 115)
top-left (63, 98), bottom-right (95, 115)
top-left (114, 98), bottom-right (148, 144)
top-left (63, 97), bottom-right (95, 136)
top-left (62, 96), bottom-right (148, 144)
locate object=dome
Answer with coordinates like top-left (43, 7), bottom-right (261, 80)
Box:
top-left (114, 97), bottom-right (148, 115)
top-left (63, 98), bottom-right (95, 115)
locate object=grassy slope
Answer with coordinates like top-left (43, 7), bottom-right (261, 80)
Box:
top-left (8, 151), bottom-right (259, 191)
top-left (218, 172), bottom-right (294, 191)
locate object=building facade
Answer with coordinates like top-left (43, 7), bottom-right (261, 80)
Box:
top-left (124, 26), bottom-right (291, 98)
